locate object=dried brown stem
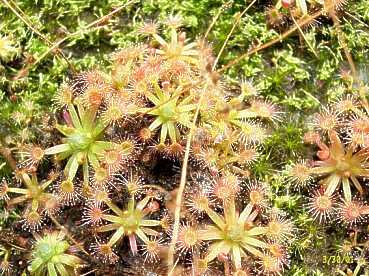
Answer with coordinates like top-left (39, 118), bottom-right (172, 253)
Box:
top-left (290, 13), bottom-right (318, 58)
top-left (3, 0), bottom-right (75, 72)
top-left (204, 0), bottom-right (233, 39)
top-left (0, 145), bottom-right (17, 171)
top-left (218, 9), bottom-right (323, 73)
top-left (167, 85), bottom-right (206, 274)
top-left (49, 214), bottom-right (90, 256)
top-left (3, 0), bottom-right (136, 73)
top-left (213, 0), bottom-right (257, 70)
top-left (329, 9), bottom-right (369, 112)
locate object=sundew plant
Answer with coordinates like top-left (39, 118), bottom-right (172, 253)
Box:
top-left (0, 0), bottom-right (369, 275)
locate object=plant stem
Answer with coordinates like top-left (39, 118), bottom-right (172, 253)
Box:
top-left (213, 0), bottom-right (257, 70)
top-left (204, 0), bottom-right (233, 39)
top-left (0, 145), bottom-right (17, 171)
top-left (218, 9), bottom-right (323, 72)
top-left (49, 214), bottom-right (90, 256)
top-left (167, 84), bottom-right (207, 274)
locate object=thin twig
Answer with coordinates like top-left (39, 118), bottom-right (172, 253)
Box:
top-left (329, 9), bottom-right (369, 113)
top-left (49, 214), bottom-right (90, 256)
top-left (4, 0), bottom-right (51, 44)
top-left (31, 1), bottom-right (136, 69)
top-left (5, 0), bottom-right (136, 72)
top-left (31, 25), bottom-right (104, 69)
top-left (344, 11), bottom-right (369, 29)
top-left (3, 0), bottom-right (74, 71)
top-left (0, 145), bottom-right (17, 171)
top-left (290, 13), bottom-right (318, 58)
top-left (167, 85), bottom-right (207, 274)
top-left (213, 0), bottom-right (256, 70)
top-left (204, 0), bottom-right (233, 39)
top-left (80, 269), bottom-right (98, 276)
top-left (330, 12), bottom-right (357, 77)
top-left (218, 9), bottom-right (323, 73)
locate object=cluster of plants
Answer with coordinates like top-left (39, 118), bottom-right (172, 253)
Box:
top-left (1, 0), bottom-right (369, 275)
top-left (289, 95), bottom-right (369, 223)
top-left (0, 17), bottom-right (297, 274)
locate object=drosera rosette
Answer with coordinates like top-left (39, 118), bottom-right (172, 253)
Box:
top-left (176, 222), bottom-right (204, 256)
top-left (306, 188), bottom-right (338, 223)
top-left (184, 174), bottom-right (214, 218)
top-left (131, 29), bottom-right (205, 152)
top-left (134, 16), bottom-right (282, 167)
top-left (137, 81), bottom-right (197, 146)
top-left (299, 96), bottom-right (369, 225)
top-left (45, 81), bottom-right (128, 192)
top-left (52, 176), bottom-right (82, 207)
top-left (86, 192), bottom-right (164, 264)
top-left (148, 14), bottom-right (199, 66)
top-left (130, 18), bottom-right (209, 150)
top-left (28, 230), bottom-right (83, 276)
top-left (336, 198), bottom-right (369, 226)
top-left (285, 159), bottom-right (314, 191)
top-left (264, 209), bottom-right (296, 244)
top-left (305, 120), bottom-right (369, 202)
top-left (196, 195), bottom-right (290, 273)
top-left (183, 171), bottom-right (294, 274)
top-left (194, 80), bottom-right (282, 175)
top-left (0, 171), bottom-right (59, 231)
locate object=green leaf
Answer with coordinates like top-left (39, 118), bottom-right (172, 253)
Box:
top-left (324, 174), bottom-right (341, 196)
top-left (206, 208), bottom-right (225, 229)
top-left (29, 257), bottom-right (43, 273)
top-left (242, 236), bottom-right (268, 248)
top-left (47, 263), bottom-right (57, 276)
top-left (141, 219), bottom-right (161, 227)
top-left (246, 226), bottom-right (267, 236)
top-left (160, 123), bottom-right (168, 143)
top-left (135, 228), bottom-right (149, 243)
top-left (55, 263), bottom-right (69, 276)
top-left (97, 223), bottom-right (121, 232)
top-left (167, 122), bottom-right (177, 143)
top-left (67, 104), bottom-right (82, 129)
top-left (65, 154), bottom-right (79, 180)
top-left (45, 144), bottom-right (71, 155)
top-left (198, 226), bottom-right (223, 240)
top-left (206, 241), bottom-right (231, 262)
top-left (87, 151), bottom-right (100, 169)
top-left (232, 245), bottom-right (242, 269)
top-left (342, 177), bottom-right (352, 202)
top-left (238, 203), bottom-right (254, 224)
top-left (148, 117), bottom-right (163, 131)
top-left (108, 227), bottom-right (125, 246)
top-left (59, 254), bottom-right (82, 267)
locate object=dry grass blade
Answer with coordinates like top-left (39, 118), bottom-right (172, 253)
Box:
top-left (204, 0), bottom-right (233, 39)
top-left (290, 13), bottom-right (318, 58)
top-left (4, 0), bottom-right (137, 75)
top-left (3, 0), bottom-right (75, 71)
top-left (167, 86), bottom-right (206, 274)
top-left (49, 214), bottom-right (90, 257)
top-left (218, 9), bottom-right (323, 72)
top-left (213, 0), bottom-right (257, 70)
top-left (328, 6), bottom-right (369, 112)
